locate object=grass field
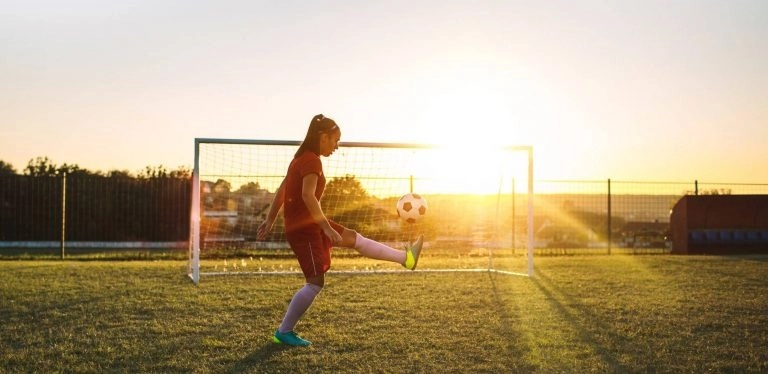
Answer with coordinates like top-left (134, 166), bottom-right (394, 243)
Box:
top-left (1, 255), bottom-right (766, 372)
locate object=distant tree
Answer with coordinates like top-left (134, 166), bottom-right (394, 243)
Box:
top-left (323, 175), bottom-right (370, 217)
top-left (24, 157), bottom-right (59, 176)
top-left (138, 165), bottom-right (170, 179)
top-left (106, 169), bottom-right (133, 178)
top-left (24, 157), bottom-right (100, 176)
top-left (236, 181), bottom-right (262, 194)
top-left (325, 175), bottom-right (368, 200)
top-left (0, 160), bottom-right (16, 176)
top-left (208, 178), bottom-right (233, 211)
top-left (58, 163), bottom-right (98, 176)
top-left (701, 188), bottom-right (732, 195)
top-left (138, 165), bottom-right (191, 179)
top-left (169, 166), bottom-right (191, 179)
top-left (213, 179), bottom-right (232, 193)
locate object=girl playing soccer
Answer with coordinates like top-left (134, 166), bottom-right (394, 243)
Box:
top-left (256, 114), bottom-right (424, 347)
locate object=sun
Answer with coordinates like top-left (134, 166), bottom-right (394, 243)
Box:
top-left (410, 143), bottom-right (528, 195)
top-left (372, 63), bottom-right (573, 194)
top-left (401, 63), bottom-right (585, 187)
top-left (408, 90), bottom-right (531, 195)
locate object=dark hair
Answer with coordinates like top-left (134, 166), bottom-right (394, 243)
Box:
top-left (294, 114), bottom-right (340, 158)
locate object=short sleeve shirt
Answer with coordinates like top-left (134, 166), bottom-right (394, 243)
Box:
top-left (284, 151), bottom-right (325, 233)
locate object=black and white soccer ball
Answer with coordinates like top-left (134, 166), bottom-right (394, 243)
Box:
top-left (396, 193), bottom-right (428, 223)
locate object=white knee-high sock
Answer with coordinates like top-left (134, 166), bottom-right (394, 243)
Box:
top-left (354, 233), bottom-right (406, 265)
top-left (278, 283), bottom-right (322, 333)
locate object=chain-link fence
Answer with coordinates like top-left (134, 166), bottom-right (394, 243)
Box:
top-left (1, 175), bottom-right (766, 256)
top-left (532, 180), bottom-right (768, 254)
top-left (0, 174), bottom-right (189, 257)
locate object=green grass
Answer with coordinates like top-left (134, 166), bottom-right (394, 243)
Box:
top-left (1, 255), bottom-right (766, 372)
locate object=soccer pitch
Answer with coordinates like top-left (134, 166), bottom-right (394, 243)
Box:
top-left (1, 255), bottom-right (766, 372)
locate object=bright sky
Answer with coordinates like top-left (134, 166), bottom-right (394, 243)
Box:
top-left (2, 0), bottom-right (767, 183)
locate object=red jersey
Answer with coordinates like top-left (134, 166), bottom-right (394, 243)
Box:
top-left (283, 151), bottom-right (326, 233)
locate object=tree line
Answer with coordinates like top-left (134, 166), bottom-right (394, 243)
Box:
top-left (0, 157), bottom-right (190, 179)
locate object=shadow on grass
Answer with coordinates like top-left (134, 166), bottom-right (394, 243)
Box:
top-left (228, 342), bottom-right (291, 372)
top-left (531, 270), bottom-right (630, 372)
top-left (487, 272), bottom-right (538, 372)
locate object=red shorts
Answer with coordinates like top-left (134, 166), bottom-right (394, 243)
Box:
top-left (286, 220), bottom-right (345, 278)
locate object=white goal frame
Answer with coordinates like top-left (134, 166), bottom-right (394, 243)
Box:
top-left (188, 138), bottom-right (534, 284)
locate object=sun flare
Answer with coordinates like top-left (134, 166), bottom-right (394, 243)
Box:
top-left (411, 144), bottom-right (529, 195)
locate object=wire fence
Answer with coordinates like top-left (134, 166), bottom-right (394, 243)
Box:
top-left (0, 174), bottom-right (189, 257)
top-left (1, 175), bottom-right (766, 257)
top-left (532, 180), bottom-right (768, 254)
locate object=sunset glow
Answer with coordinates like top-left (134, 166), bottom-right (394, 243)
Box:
top-left (408, 145), bottom-right (528, 195)
top-left (1, 1), bottom-right (767, 184)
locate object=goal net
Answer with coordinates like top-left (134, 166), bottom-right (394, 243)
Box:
top-left (189, 139), bottom-right (534, 284)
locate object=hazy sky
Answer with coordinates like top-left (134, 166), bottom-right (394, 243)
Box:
top-left (2, 0), bottom-right (766, 182)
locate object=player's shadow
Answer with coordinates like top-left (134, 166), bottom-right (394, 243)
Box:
top-left (531, 270), bottom-right (629, 372)
top-left (487, 273), bottom-right (538, 371)
top-left (228, 343), bottom-right (289, 372)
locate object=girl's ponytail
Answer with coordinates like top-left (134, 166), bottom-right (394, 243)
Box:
top-left (295, 114), bottom-right (340, 158)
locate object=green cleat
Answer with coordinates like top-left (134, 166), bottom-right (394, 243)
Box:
top-left (272, 330), bottom-right (311, 347)
top-left (404, 235), bottom-right (424, 270)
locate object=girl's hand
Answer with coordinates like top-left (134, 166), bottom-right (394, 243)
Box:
top-left (256, 220), bottom-right (273, 240)
top-left (323, 226), bottom-right (342, 244)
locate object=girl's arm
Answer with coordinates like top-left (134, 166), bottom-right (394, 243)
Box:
top-left (301, 173), bottom-right (342, 244)
top-left (256, 178), bottom-right (286, 240)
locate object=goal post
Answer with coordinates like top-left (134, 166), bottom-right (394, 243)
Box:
top-left (189, 138), bottom-right (534, 284)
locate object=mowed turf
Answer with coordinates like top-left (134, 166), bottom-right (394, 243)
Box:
top-left (1, 255), bottom-right (766, 372)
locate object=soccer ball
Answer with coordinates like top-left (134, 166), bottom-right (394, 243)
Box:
top-left (396, 193), bottom-right (427, 223)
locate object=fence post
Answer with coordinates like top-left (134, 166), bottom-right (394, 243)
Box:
top-left (607, 178), bottom-right (612, 255)
top-left (511, 178), bottom-right (516, 255)
top-left (695, 180), bottom-right (699, 195)
top-left (61, 172), bottom-right (67, 259)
